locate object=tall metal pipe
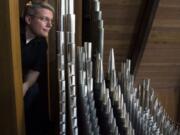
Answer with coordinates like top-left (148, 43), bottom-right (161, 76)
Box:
top-left (56, 0), bottom-right (180, 134)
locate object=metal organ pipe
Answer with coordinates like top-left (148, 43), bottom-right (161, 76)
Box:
top-left (56, 0), bottom-right (180, 135)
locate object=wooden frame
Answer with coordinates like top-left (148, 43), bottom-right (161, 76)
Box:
top-left (0, 0), bottom-right (25, 134)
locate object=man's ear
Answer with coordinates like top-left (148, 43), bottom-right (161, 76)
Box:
top-left (25, 15), bottom-right (32, 25)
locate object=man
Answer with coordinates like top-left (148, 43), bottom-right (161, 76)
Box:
top-left (20, 1), bottom-right (54, 135)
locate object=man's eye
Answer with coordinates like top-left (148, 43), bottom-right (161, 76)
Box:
top-left (41, 17), bottom-right (47, 21)
top-left (43, 17), bottom-right (50, 22)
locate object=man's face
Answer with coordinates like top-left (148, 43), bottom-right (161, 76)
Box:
top-left (27, 8), bottom-right (53, 37)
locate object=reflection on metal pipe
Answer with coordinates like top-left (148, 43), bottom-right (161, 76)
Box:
top-left (57, 0), bottom-right (180, 134)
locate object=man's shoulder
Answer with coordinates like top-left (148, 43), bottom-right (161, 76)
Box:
top-left (34, 37), bottom-right (48, 49)
top-left (36, 37), bottom-right (47, 45)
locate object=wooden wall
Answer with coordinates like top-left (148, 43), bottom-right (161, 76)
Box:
top-left (0, 0), bottom-right (25, 135)
top-left (102, 0), bottom-right (143, 71)
top-left (135, 0), bottom-right (180, 122)
top-left (101, 0), bottom-right (180, 122)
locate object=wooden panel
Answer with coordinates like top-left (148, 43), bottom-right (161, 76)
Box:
top-left (160, 0), bottom-right (180, 6)
top-left (0, 0), bottom-right (25, 134)
top-left (47, 1), bottom-right (59, 135)
top-left (149, 31), bottom-right (180, 43)
top-left (101, 0), bottom-right (180, 122)
top-left (135, 64), bottom-right (180, 89)
top-left (102, 0), bottom-right (142, 6)
top-left (105, 25), bottom-right (135, 34)
top-left (101, 0), bottom-right (143, 72)
top-left (154, 88), bottom-right (180, 122)
top-left (102, 6), bottom-right (140, 18)
top-left (155, 7), bottom-right (180, 20)
top-left (135, 0), bottom-right (180, 122)
top-left (75, 0), bottom-right (82, 46)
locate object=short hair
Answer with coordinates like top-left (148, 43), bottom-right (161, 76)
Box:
top-left (24, 1), bottom-right (55, 16)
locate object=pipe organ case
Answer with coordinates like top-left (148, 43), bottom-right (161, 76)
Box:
top-left (56, 0), bottom-right (180, 135)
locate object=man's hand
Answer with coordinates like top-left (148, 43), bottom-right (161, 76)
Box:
top-left (23, 82), bottom-right (30, 96)
top-left (23, 70), bottom-right (40, 96)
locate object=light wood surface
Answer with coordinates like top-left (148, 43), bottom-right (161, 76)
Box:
top-left (0, 0), bottom-right (25, 134)
top-left (101, 0), bottom-right (180, 122)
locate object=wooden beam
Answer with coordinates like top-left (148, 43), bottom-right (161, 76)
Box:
top-left (47, 1), bottom-right (59, 135)
top-left (82, 0), bottom-right (91, 42)
top-left (75, 0), bottom-right (82, 46)
top-left (178, 90), bottom-right (180, 123)
top-left (128, 0), bottom-right (160, 76)
top-left (0, 0), bottom-right (25, 135)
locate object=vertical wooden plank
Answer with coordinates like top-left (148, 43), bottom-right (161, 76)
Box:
top-left (47, 0), bottom-right (59, 135)
top-left (178, 94), bottom-right (180, 123)
top-left (19, 0), bottom-right (26, 16)
top-left (75, 0), bottom-right (82, 46)
top-left (82, 0), bottom-right (91, 42)
top-left (10, 0), bottom-right (25, 134)
top-left (0, 0), bottom-right (25, 135)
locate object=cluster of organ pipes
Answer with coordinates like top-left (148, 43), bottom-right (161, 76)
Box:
top-left (56, 0), bottom-right (180, 135)
top-left (57, 0), bottom-right (77, 134)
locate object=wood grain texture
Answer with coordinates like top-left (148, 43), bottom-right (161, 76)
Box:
top-left (0, 0), bottom-right (25, 134)
top-left (102, 0), bottom-right (142, 73)
top-left (135, 0), bottom-right (180, 122)
top-left (155, 88), bottom-right (180, 122)
top-left (101, 0), bottom-right (180, 122)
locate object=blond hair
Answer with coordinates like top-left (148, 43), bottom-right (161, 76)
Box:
top-left (24, 1), bottom-right (54, 16)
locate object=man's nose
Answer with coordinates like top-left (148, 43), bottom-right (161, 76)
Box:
top-left (46, 19), bottom-right (53, 28)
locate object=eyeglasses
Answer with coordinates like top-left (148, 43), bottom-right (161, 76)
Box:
top-left (30, 15), bottom-right (54, 25)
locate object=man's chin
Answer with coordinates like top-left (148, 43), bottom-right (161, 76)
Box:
top-left (43, 34), bottom-right (48, 37)
top-left (38, 33), bottom-right (48, 38)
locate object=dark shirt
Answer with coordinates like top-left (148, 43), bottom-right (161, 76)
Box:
top-left (20, 19), bottom-right (49, 135)
top-left (20, 20), bottom-right (47, 82)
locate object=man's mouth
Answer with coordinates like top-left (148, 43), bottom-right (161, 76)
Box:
top-left (43, 29), bottom-right (49, 33)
